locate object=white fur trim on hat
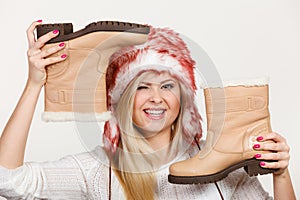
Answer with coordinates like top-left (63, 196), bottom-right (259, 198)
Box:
top-left (110, 50), bottom-right (194, 105)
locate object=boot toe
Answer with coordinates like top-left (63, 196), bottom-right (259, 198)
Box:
top-left (169, 161), bottom-right (184, 176)
top-left (169, 160), bottom-right (195, 176)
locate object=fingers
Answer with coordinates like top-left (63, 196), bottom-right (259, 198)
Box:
top-left (253, 132), bottom-right (291, 174)
top-left (29, 52), bottom-right (67, 69)
top-left (258, 160), bottom-right (289, 172)
top-left (33, 29), bottom-right (60, 50)
top-left (253, 132), bottom-right (290, 152)
top-left (26, 20), bottom-right (68, 86)
top-left (39, 42), bottom-right (66, 58)
top-left (260, 160), bottom-right (288, 171)
top-left (27, 30), bottom-right (60, 58)
top-left (27, 20), bottom-right (61, 56)
top-left (28, 41), bottom-right (67, 67)
top-left (255, 151), bottom-right (290, 162)
top-left (42, 53), bottom-right (68, 66)
top-left (27, 20), bottom-right (43, 48)
top-left (257, 141), bottom-right (290, 152)
top-left (261, 132), bottom-right (287, 143)
top-left (26, 19), bottom-right (66, 64)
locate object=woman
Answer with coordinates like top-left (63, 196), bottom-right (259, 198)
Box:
top-left (0, 21), bottom-right (296, 199)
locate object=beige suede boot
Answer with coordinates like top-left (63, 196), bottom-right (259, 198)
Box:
top-left (37, 21), bottom-right (149, 122)
top-left (168, 77), bottom-right (277, 184)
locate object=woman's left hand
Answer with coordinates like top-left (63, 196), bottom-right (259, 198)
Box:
top-left (254, 132), bottom-right (290, 175)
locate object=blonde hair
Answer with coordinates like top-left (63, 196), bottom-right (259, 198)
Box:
top-left (111, 71), bottom-right (190, 200)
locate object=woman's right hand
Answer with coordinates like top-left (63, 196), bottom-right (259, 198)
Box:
top-left (0, 21), bottom-right (68, 169)
top-left (26, 20), bottom-right (67, 87)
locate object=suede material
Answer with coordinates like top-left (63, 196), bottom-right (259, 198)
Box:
top-left (169, 84), bottom-right (274, 176)
top-left (42, 32), bottom-right (148, 117)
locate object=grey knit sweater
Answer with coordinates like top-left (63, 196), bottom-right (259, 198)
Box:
top-left (0, 145), bottom-right (272, 199)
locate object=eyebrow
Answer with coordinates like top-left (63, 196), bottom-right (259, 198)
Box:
top-left (140, 79), bottom-right (177, 85)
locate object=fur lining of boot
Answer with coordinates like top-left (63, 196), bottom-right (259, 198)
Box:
top-left (201, 76), bottom-right (269, 89)
top-left (42, 111), bottom-right (112, 122)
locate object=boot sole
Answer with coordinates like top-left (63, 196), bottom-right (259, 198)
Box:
top-left (37, 21), bottom-right (150, 44)
top-left (168, 158), bottom-right (278, 184)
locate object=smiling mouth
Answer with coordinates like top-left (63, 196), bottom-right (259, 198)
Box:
top-left (144, 109), bottom-right (166, 119)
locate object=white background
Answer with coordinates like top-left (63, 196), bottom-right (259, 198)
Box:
top-left (0, 0), bottom-right (299, 198)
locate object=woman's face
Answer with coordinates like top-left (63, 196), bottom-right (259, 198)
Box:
top-left (132, 72), bottom-right (181, 138)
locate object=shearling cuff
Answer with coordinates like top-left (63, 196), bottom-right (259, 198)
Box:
top-left (42, 111), bottom-right (112, 122)
top-left (200, 76), bottom-right (269, 89)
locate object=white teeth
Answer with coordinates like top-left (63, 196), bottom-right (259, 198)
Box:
top-left (144, 109), bottom-right (165, 115)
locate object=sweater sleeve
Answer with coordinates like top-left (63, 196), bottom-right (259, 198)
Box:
top-left (230, 171), bottom-right (273, 200)
top-left (0, 155), bottom-right (89, 199)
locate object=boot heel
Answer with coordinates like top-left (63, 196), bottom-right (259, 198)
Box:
top-left (244, 159), bottom-right (277, 176)
top-left (37, 23), bottom-right (73, 43)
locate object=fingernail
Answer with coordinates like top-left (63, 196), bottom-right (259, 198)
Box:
top-left (257, 136), bottom-right (263, 141)
top-left (255, 154), bottom-right (261, 159)
top-left (59, 42), bottom-right (65, 47)
top-left (260, 162), bottom-right (266, 166)
top-left (61, 54), bottom-right (67, 59)
top-left (253, 144), bottom-right (260, 149)
top-left (53, 29), bottom-right (59, 34)
top-left (37, 20), bottom-right (43, 23)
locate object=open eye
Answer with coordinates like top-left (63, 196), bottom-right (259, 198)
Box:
top-left (161, 83), bottom-right (174, 90)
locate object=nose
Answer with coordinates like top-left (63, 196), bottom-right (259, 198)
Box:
top-left (149, 88), bottom-right (163, 103)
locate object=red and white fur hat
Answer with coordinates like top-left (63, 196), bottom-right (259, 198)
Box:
top-left (104, 26), bottom-right (202, 153)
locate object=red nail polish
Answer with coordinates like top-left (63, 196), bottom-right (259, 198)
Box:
top-left (59, 42), bottom-right (65, 47)
top-left (61, 54), bottom-right (67, 59)
top-left (260, 162), bottom-right (266, 166)
top-left (255, 154), bottom-right (261, 159)
top-left (253, 144), bottom-right (260, 149)
top-left (37, 20), bottom-right (43, 23)
top-left (53, 29), bottom-right (59, 34)
top-left (257, 136), bottom-right (263, 141)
